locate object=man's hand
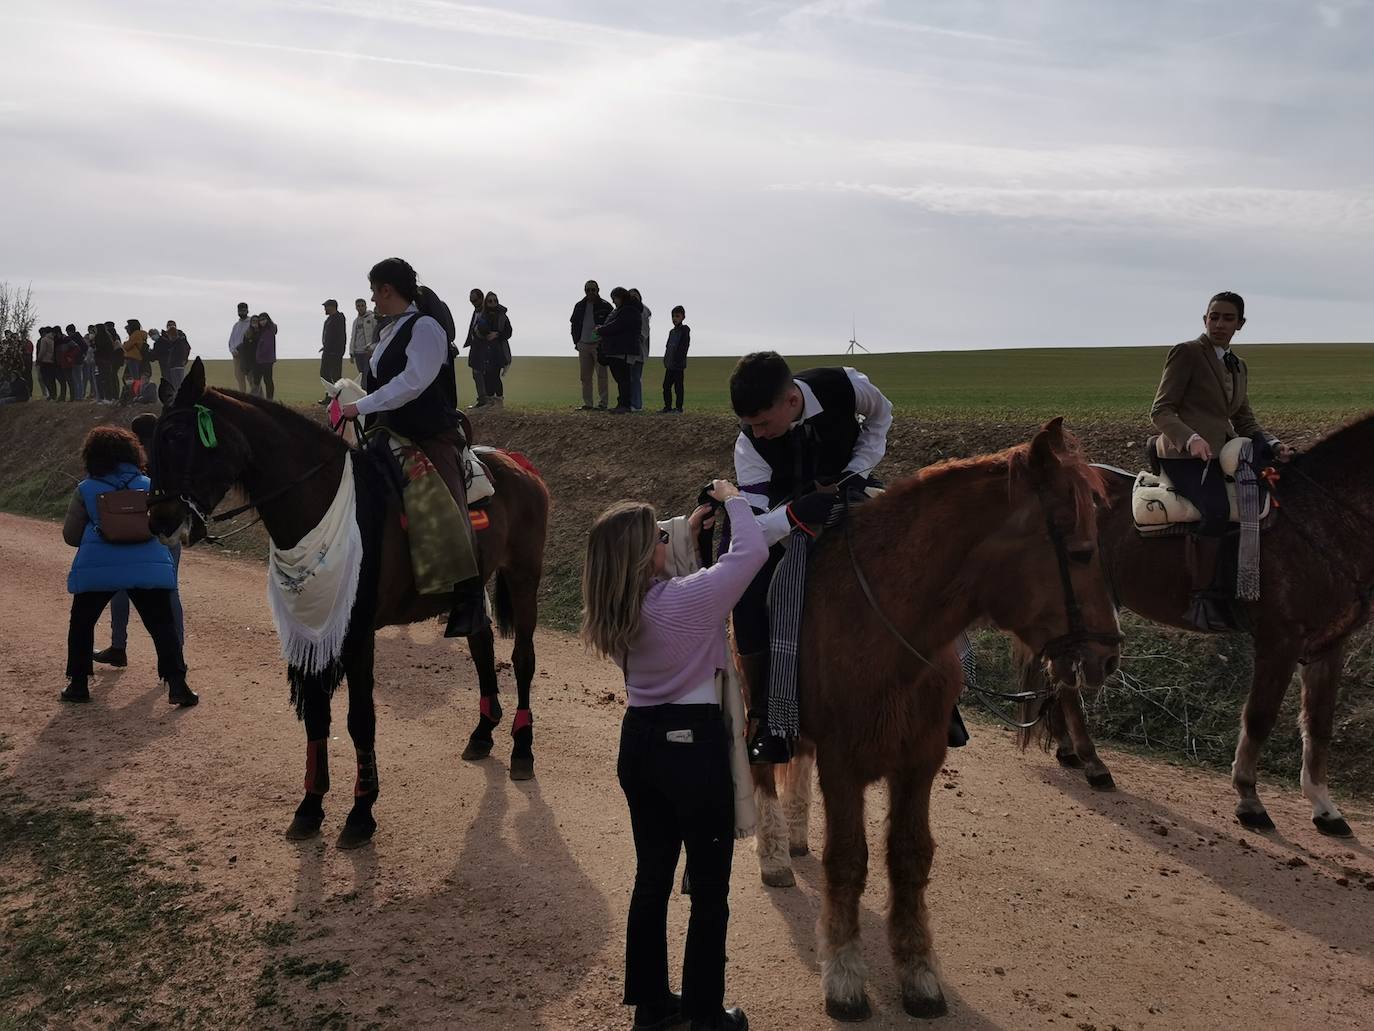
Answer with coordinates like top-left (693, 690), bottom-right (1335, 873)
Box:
top-left (687, 503), bottom-right (716, 536)
top-left (1275, 442), bottom-right (1295, 461)
top-left (1187, 435), bottom-right (1213, 461)
top-left (339, 402), bottom-right (360, 420)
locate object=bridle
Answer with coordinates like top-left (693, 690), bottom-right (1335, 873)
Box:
top-left (148, 402), bottom-right (334, 544)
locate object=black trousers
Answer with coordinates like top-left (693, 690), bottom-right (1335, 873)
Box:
top-left (731, 545), bottom-right (785, 666)
top-left (254, 362), bottom-right (275, 400)
top-left (67, 589), bottom-right (187, 684)
top-left (618, 704), bottom-right (734, 1021)
top-left (1159, 456), bottom-right (1229, 535)
top-left (609, 360), bottom-right (634, 410)
top-left (320, 351), bottom-right (343, 385)
top-left (483, 364), bottom-right (504, 398)
top-left (662, 368), bottom-right (684, 409)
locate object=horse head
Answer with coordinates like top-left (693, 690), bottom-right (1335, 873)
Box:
top-left (978, 417), bottom-right (1122, 690)
top-left (147, 357), bottom-right (253, 545)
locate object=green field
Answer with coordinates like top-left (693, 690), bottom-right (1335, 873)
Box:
top-left (202, 343), bottom-right (1374, 419)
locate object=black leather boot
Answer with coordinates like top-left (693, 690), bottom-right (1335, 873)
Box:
top-left (167, 680), bottom-right (199, 707)
top-left (92, 647), bottom-right (127, 667)
top-left (737, 651), bottom-right (791, 765)
top-left (747, 725), bottom-right (793, 766)
top-left (444, 577), bottom-right (491, 639)
top-left (61, 676), bottom-right (90, 703)
top-left (691, 1006), bottom-right (748, 1030)
top-left (947, 705), bottom-right (969, 748)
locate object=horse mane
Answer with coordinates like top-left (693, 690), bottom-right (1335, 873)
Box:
top-left (1292, 408), bottom-right (1374, 466)
top-left (207, 387), bottom-right (349, 454)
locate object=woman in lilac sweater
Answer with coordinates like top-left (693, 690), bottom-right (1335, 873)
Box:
top-left (582, 481), bottom-right (766, 1031)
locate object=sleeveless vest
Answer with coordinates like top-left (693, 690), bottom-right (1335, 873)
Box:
top-left (67, 464), bottom-right (176, 594)
top-left (365, 313), bottom-right (459, 441)
top-left (744, 368), bottom-right (859, 508)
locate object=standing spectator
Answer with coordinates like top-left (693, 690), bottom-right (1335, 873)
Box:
top-left (22, 332), bottom-right (35, 396)
top-left (61, 426), bottom-right (197, 707)
top-left (242, 315), bottom-right (261, 397)
top-left (571, 280), bottom-right (612, 411)
top-left (36, 327), bottom-right (58, 400)
top-left (0, 333), bottom-right (29, 405)
top-left (476, 291), bottom-right (512, 408)
top-left (65, 324), bottom-right (88, 400)
top-left (53, 326), bottom-right (76, 401)
top-left (81, 326), bottom-right (100, 401)
top-left (628, 288), bottom-right (650, 412)
top-left (228, 302), bottom-right (251, 392)
top-left (596, 287), bottom-right (644, 414)
top-left (94, 322), bottom-right (121, 403)
top-left (123, 320), bottom-right (147, 388)
top-left (320, 299), bottom-right (347, 403)
top-left (349, 298), bottom-right (377, 379)
top-left (255, 312), bottom-right (278, 400)
top-left (165, 320), bottom-right (191, 391)
top-left (462, 288), bottom-right (488, 408)
top-left (95, 413), bottom-right (185, 669)
top-left (661, 306), bottom-right (691, 413)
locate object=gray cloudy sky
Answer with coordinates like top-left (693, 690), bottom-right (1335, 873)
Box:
top-left (2, 0), bottom-right (1372, 359)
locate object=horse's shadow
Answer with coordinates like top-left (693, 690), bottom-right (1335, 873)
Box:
top-left (371, 626), bottom-right (511, 726)
top-left (762, 851), bottom-right (1008, 1029)
top-left (1040, 769), bottom-right (1374, 956)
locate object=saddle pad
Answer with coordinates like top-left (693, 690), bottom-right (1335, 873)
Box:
top-left (1131, 468), bottom-right (1270, 533)
top-left (465, 449), bottom-right (495, 505)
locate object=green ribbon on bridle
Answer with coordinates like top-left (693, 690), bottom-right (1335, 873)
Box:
top-left (195, 404), bottom-right (218, 449)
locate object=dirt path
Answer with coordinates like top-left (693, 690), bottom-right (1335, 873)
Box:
top-left (3, 511), bottom-right (1372, 1030)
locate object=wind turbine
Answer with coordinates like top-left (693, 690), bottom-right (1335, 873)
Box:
top-left (845, 317), bottom-right (868, 356)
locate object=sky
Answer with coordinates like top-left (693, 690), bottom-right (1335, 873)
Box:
top-left (2, 0), bottom-right (1372, 359)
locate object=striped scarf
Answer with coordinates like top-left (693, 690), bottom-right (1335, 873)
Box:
top-left (1235, 438), bottom-right (1262, 601)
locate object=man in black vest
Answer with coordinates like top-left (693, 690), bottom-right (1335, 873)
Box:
top-left (730, 352), bottom-right (893, 764)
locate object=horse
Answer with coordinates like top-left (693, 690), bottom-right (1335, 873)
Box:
top-left (749, 418), bottom-right (1122, 1021)
top-left (1013, 412), bottom-right (1374, 838)
top-left (146, 358), bottom-right (549, 848)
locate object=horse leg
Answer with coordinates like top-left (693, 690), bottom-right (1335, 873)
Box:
top-left (1060, 691), bottom-right (1115, 790)
top-left (783, 746), bottom-right (815, 857)
top-left (886, 757), bottom-right (946, 1018)
top-left (286, 672), bottom-right (331, 840)
top-left (338, 635), bottom-right (379, 850)
top-left (1299, 646), bottom-right (1352, 837)
top-left (506, 571), bottom-right (539, 782)
top-left (817, 755), bottom-right (871, 1022)
top-left (1232, 642), bottom-right (1299, 831)
top-left (461, 625), bottom-right (502, 761)
top-left (752, 763), bottom-right (794, 887)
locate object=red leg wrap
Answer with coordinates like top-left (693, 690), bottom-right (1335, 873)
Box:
top-left (512, 708), bottom-right (533, 734)
top-left (304, 739), bottom-right (330, 794)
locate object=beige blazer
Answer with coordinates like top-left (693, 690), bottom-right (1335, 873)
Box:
top-left (1150, 334), bottom-right (1267, 458)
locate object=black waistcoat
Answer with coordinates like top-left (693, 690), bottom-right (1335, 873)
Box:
top-left (364, 313), bottom-right (458, 441)
top-left (744, 368), bottom-right (859, 507)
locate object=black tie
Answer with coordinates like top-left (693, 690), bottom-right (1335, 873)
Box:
top-left (1223, 350), bottom-right (1240, 375)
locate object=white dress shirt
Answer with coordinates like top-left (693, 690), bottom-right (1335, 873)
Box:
top-left (733, 367), bottom-right (894, 546)
top-left (228, 317), bottom-right (249, 356)
top-left (353, 304), bottom-right (448, 417)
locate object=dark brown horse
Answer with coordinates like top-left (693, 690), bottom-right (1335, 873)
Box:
top-left (147, 359), bottom-right (549, 848)
top-left (1015, 412), bottom-right (1374, 838)
top-left (752, 419), bottom-right (1121, 1021)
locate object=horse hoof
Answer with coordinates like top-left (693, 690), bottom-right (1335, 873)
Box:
top-left (761, 867), bottom-right (795, 888)
top-left (1237, 808), bottom-right (1276, 831)
top-left (285, 817), bottom-right (322, 841)
top-left (462, 739), bottom-right (494, 762)
top-left (1087, 771), bottom-right (1117, 791)
top-left (336, 822), bottom-right (376, 850)
top-left (902, 989), bottom-right (948, 1019)
top-left (1055, 748), bottom-right (1084, 769)
top-left (509, 755), bottom-right (535, 781)
top-left (824, 994), bottom-right (872, 1022)
top-left (789, 842), bottom-right (810, 858)
top-left (1314, 815), bottom-right (1353, 838)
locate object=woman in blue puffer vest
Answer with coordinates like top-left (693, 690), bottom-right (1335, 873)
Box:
top-left (61, 425), bottom-right (197, 706)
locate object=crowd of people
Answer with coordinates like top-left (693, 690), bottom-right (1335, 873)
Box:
top-left (0, 319), bottom-right (191, 406)
top-left (570, 280), bottom-right (691, 413)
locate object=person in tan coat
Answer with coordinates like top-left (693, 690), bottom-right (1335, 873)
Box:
top-left (1150, 291), bottom-right (1290, 534)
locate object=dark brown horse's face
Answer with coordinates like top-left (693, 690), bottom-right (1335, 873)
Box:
top-left (147, 359), bottom-right (247, 545)
top-left (976, 420), bottom-right (1121, 689)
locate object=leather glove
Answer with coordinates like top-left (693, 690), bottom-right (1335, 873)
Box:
top-left (787, 491), bottom-right (834, 537)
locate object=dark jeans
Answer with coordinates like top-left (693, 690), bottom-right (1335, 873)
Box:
top-left (320, 351), bottom-right (343, 385)
top-left (55, 366), bottom-right (73, 401)
top-left (483, 364), bottom-right (504, 399)
top-left (662, 368), bottom-right (684, 410)
top-left (111, 546), bottom-right (183, 649)
top-left (68, 589), bottom-right (187, 684)
top-left (617, 704), bottom-right (734, 1021)
top-left (609, 360), bottom-right (634, 410)
top-left (1159, 456), bottom-right (1229, 535)
top-left (254, 362), bottom-right (275, 400)
top-left (470, 367), bottom-right (488, 403)
top-left (97, 360), bottom-right (120, 400)
top-left (38, 363), bottom-right (56, 399)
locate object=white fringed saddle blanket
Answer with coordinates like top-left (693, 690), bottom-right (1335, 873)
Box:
top-left (1131, 436), bottom-right (1271, 533)
top-left (266, 456), bottom-right (362, 675)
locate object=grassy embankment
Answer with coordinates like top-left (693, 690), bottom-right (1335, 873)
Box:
top-left (2, 345), bottom-right (1372, 797)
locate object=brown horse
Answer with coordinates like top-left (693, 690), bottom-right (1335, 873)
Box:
top-left (751, 418), bottom-right (1121, 1021)
top-left (1015, 412), bottom-right (1374, 838)
top-left (147, 359), bottom-right (549, 847)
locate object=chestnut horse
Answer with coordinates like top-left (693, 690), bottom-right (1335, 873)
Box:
top-left (147, 359), bottom-right (549, 848)
top-left (1015, 412), bottom-right (1374, 838)
top-left (752, 419), bottom-right (1121, 1021)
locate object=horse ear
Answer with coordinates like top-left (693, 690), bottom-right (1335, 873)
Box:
top-left (1041, 416), bottom-right (1067, 453)
top-left (1028, 421), bottom-right (1065, 484)
top-left (176, 357), bottom-right (206, 408)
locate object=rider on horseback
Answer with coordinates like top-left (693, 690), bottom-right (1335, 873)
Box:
top-left (337, 257), bottom-right (487, 637)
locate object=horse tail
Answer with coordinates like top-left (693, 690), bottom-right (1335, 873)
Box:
top-left (493, 569), bottom-right (515, 639)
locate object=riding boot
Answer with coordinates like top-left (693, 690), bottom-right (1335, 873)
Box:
top-left (444, 576), bottom-right (491, 639)
top-left (61, 675), bottom-right (90, 703)
top-left (167, 679), bottom-right (199, 707)
top-left (947, 705), bottom-right (969, 748)
top-left (739, 650), bottom-right (792, 765)
top-left (1183, 534), bottom-right (1230, 631)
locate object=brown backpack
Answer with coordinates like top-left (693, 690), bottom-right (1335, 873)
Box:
top-left (96, 487), bottom-right (152, 544)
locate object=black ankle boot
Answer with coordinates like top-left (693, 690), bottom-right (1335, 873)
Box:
top-left (948, 705), bottom-right (970, 748)
top-left (92, 647), bottom-right (127, 667)
top-left (691, 1005), bottom-right (748, 1030)
top-left (444, 577), bottom-right (490, 638)
top-left (633, 992), bottom-right (683, 1029)
top-left (167, 680), bottom-right (199, 707)
top-left (61, 676), bottom-right (90, 703)
top-left (747, 722), bottom-right (792, 766)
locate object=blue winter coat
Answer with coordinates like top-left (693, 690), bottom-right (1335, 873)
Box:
top-left (67, 463), bottom-right (177, 594)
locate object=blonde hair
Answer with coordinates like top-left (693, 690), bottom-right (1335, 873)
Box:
top-left (581, 501), bottom-right (659, 659)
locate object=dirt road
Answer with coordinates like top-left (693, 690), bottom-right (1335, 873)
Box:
top-left (3, 512), bottom-right (1372, 1030)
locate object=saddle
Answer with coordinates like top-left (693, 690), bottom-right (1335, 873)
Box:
top-left (1131, 436), bottom-right (1271, 535)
